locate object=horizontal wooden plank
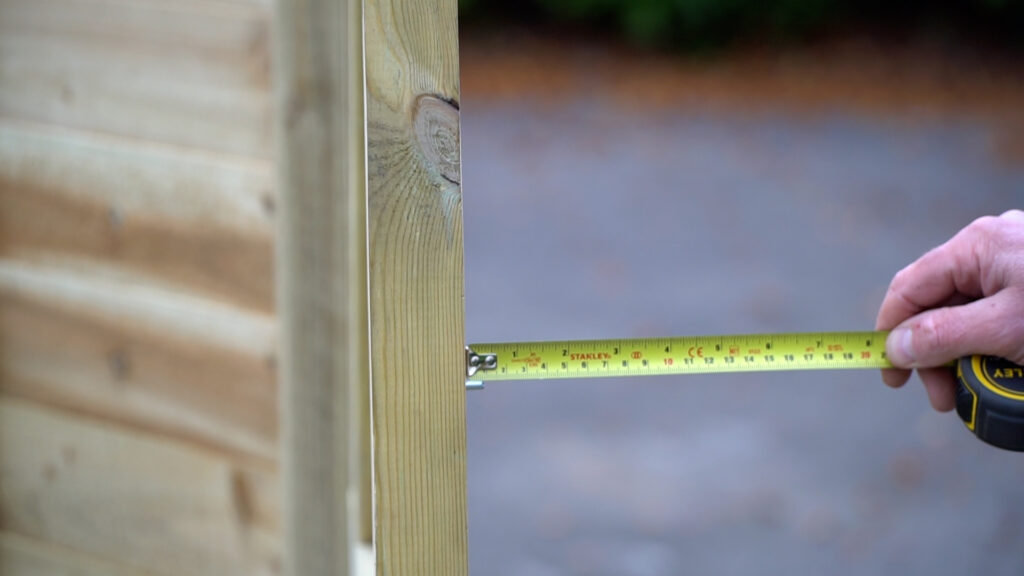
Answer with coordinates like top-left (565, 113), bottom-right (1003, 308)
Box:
top-left (0, 121), bottom-right (274, 312)
top-left (0, 531), bottom-right (162, 576)
top-left (0, 120), bottom-right (273, 237)
top-left (0, 0), bottom-right (271, 158)
top-left (0, 397), bottom-right (281, 576)
top-left (0, 258), bottom-right (275, 356)
top-left (0, 258), bottom-right (277, 464)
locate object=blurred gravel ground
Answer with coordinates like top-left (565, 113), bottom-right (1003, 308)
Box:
top-left (460, 38), bottom-right (1023, 576)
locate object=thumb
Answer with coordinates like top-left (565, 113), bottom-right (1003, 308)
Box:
top-left (886, 289), bottom-right (1024, 368)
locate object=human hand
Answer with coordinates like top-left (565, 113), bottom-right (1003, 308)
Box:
top-left (875, 209), bottom-right (1024, 412)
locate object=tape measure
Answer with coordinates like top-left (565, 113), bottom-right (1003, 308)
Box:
top-left (957, 355), bottom-right (1024, 451)
top-left (467, 330), bottom-right (1024, 451)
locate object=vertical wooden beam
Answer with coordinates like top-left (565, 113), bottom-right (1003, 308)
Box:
top-left (273, 0), bottom-right (369, 574)
top-left (363, 0), bottom-right (468, 574)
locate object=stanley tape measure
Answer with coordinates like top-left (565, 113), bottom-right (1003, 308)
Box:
top-left (466, 330), bottom-right (1024, 451)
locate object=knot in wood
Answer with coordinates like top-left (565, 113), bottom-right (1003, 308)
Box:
top-left (412, 95), bottom-right (460, 184)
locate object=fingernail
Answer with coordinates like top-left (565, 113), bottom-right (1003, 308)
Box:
top-left (888, 328), bottom-right (915, 367)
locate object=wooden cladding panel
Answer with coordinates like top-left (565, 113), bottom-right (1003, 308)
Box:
top-left (0, 259), bottom-right (277, 465)
top-left (1, 531), bottom-right (163, 576)
top-left (0, 398), bottom-right (281, 576)
top-left (0, 0), bottom-right (283, 574)
top-left (0, 0), bottom-right (272, 158)
top-left (0, 122), bottom-right (275, 313)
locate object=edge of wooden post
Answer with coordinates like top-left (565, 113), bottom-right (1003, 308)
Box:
top-left (348, 0), bottom-right (374, 550)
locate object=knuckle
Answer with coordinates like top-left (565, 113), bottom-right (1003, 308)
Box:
top-left (890, 256), bottom-right (928, 291)
top-left (887, 269), bottom-right (909, 294)
top-left (1003, 311), bottom-right (1024, 364)
top-left (914, 316), bottom-right (944, 355)
top-left (914, 313), bottom-right (964, 359)
top-left (1004, 336), bottom-right (1024, 365)
top-left (967, 215), bottom-right (999, 236)
top-left (999, 208), bottom-right (1024, 221)
top-left (961, 215), bottom-right (1004, 251)
top-left (981, 289), bottom-right (1024, 363)
top-left (965, 213), bottom-right (1023, 252)
top-left (879, 278), bottom-right (916, 325)
top-left (958, 215), bottom-right (1006, 274)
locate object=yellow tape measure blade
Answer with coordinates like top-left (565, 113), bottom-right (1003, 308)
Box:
top-left (468, 331), bottom-right (891, 381)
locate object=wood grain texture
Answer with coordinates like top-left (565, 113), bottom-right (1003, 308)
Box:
top-left (1, 532), bottom-right (162, 576)
top-left (0, 121), bottom-right (274, 312)
top-left (0, 1), bottom-right (283, 572)
top-left (0, 258), bottom-right (277, 464)
top-left (273, 0), bottom-right (368, 574)
top-left (0, 397), bottom-right (281, 576)
top-left (363, 0), bottom-right (468, 574)
top-left (0, 0), bottom-right (271, 158)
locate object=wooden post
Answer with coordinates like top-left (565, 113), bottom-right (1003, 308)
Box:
top-left (273, 0), bottom-right (370, 574)
top-left (276, 0), bottom-right (465, 573)
top-left (364, 0), bottom-right (469, 574)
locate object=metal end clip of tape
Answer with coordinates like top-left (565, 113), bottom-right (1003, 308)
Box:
top-left (466, 347), bottom-right (496, 390)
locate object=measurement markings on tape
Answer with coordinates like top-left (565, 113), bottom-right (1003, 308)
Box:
top-left (465, 330), bottom-right (1024, 451)
top-left (466, 331), bottom-right (891, 382)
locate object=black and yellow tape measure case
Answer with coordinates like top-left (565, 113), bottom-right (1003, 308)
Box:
top-left (957, 356), bottom-right (1024, 451)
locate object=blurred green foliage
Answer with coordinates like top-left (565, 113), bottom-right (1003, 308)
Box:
top-left (460, 0), bottom-right (1024, 49)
